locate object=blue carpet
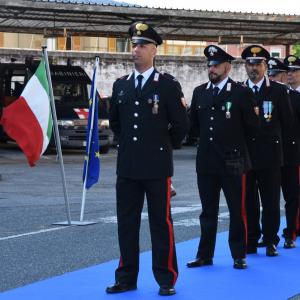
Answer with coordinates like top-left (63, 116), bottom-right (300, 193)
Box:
top-left (1, 225), bottom-right (300, 300)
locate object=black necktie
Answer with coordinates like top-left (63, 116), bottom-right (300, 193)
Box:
top-left (253, 85), bottom-right (259, 94)
top-left (136, 74), bottom-right (143, 97)
top-left (212, 86), bottom-right (219, 97)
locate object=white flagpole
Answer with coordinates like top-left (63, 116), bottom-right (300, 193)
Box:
top-left (42, 46), bottom-right (72, 225)
top-left (80, 56), bottom-right (100, 222)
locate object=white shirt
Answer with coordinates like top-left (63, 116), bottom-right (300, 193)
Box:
top-left (248, 77), bottom-right (264, 93)
top-left (134, 67), bottom-right (154, 89)
top-left (211, 76), bottom-right (229, 93)
top-left (295, 85), bottom-right (300, 93)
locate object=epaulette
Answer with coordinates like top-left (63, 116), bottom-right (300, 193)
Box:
top-left (160, 71), bottom-right (179, 83)
top-left (116, 74), bottom-right (129, 81)
top-left (116, 73), bottom-right (133, 81)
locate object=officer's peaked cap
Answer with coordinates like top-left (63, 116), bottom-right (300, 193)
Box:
top-left (284, 55), bottom-right (300, 69)
top-left (129, 21), bottom-right (162, 46)
top-left (267, 57), bottom-right (289, 76)
top-left (204, 45), bottom-right (235, 66)
top-left (241, 45), bottom-right (270, 64)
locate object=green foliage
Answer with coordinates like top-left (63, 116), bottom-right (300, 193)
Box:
top-left (292, 44), bottom-right (300, 57)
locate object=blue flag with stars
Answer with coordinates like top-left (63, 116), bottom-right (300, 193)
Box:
top-left (83, 65), bottom-right (100, 189)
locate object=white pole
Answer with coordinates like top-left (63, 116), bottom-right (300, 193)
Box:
top-left (80, 56), bottom-right (100, 222)
top-left (42, 46), bottom-right (72, 225)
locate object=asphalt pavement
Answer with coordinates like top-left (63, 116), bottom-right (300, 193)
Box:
top-left (0, 143), bottom-right (284, 292)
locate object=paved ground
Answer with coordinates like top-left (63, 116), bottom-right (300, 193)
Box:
top-left (0, 143), bottom-right (285, 292)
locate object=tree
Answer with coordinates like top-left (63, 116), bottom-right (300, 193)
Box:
top-left (292, 44), bottom-right (300, 57)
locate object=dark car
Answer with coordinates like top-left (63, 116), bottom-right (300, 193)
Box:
top-left (0, 61), bottom-right (113, 153)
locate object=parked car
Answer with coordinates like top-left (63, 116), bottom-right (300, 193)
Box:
top-left (0, 60), bottom-right (113, 153)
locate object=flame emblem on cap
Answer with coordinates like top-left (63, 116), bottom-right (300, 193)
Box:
top-left (250, 47), bottom-right (261, 57)
top-left (136, 23), bottom-right (149, 36)
top-left (268, 59), bottom-right (277, 69)
top-left (208, 46), bottom-right (218, 56)
top-left (288, 56), bottom-right (296, 63)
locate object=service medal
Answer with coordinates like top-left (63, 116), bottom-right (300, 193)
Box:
top-left (225, 102), bottom-right (232, 119)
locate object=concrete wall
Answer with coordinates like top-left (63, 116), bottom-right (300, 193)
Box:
top-left (0, 48), bottom-right (248, 103)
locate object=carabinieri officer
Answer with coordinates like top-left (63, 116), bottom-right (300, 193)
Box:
top-left (106, 21), bottom-right (188, 296)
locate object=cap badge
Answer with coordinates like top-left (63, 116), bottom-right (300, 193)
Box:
top-left (135, 23), bottom-right (148, 36)
top-left (288, 56), bottom-right (296, 63)
top-left (208, 46), bottom-right (218, 56)
top-left (250, 47), bottom-right (261, 57)
top-left (268, 59), bottom-right (277, 69)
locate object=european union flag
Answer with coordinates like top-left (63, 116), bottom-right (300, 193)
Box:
top-left (83, 64), bottom-right (100, 189)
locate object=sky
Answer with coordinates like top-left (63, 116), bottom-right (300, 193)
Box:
top-left (123, 0), bottom-right (300, 15)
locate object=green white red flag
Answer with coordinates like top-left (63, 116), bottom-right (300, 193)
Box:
top-left (0, 59), bottom-right (53, 166)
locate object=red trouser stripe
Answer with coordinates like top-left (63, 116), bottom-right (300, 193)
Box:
top-left (296, 166), bottom-right (300, 232)
top-left (166, 177), bottom-right (178, 286)
top-left (241, 174), bottom-right (248, 247)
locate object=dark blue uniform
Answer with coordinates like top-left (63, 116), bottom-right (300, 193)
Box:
top-left (281, 88), bottom-right (300, 241)
top-left (245, 77), bottom-right (293, 248)
top-left (190, 78), bottom-right (259, 260)
top-left (109, 69), bottom-right (188, 287)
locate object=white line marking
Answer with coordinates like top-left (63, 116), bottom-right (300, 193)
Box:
top-left (0, 227), bottom-right (67, 241)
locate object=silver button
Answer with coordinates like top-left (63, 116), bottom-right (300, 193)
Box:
top-left (211, 107), bottom-right (215, 110)
top-left (292, 141), bottom-right (296, 144)
top-left (134, 113), bottom-right (138, 117)
top-left (209, 127), bottom-right (213, 131)
top-left (275, 140), bottom-right (279, 144)
top-left (133, 137), bottom-right (137, 141)
top-left (160, 147), bottom-right (163, 151)
top-left (252, 138), bottom-right (255, 141)
top-left (209, 137), bottom-right (213, 141)
top-left (135, 101), bottom-right (139, 105)
top-left (210, 117), bottom-right (214, 120)
top-left (133, 124), bottom-right (138, 129)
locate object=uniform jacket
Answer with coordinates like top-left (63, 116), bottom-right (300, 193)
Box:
top-left (245, 77), bottom-right (293, 170)
top-left (110, 69), bottom-right (189, 179)
top-left (190, 77), bottom-right (260, 175)
top-left (282, 88), bottom-right (300, 166)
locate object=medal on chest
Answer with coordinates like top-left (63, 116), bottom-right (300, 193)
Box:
top-left (152, 94), bottom-right (159, 114)
top-left (225, 101), bottom-right (232, 119)
top-left (263, 101), bottom-right (272, 121)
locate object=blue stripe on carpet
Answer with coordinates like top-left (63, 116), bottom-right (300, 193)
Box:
top-left (1, 222), bottom-right (300, 300)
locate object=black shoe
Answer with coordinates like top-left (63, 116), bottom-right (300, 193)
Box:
top-left (266, 244), bottom-right (278, 257)
top-left (257, 240), bottom-right (267, 248)
top-left (106, 282), bottom-right (137, 294)
top-left (159, 285), bottom-right (176, 296)
top-left (233, 258), bottom-right (247, 269)
top-left (284, 238), bottom-right (296, 249)
top-left (170, 189), bottom-right (176, 197)
top-left (186, 258), bottom-right (213, 268)
top-left (247, 246), bottom-right (257, 254)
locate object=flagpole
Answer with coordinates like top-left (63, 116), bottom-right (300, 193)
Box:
top-left (42, 46), bottom-right (72, 225)
top-left (80, 56), bottom-right (100, 222)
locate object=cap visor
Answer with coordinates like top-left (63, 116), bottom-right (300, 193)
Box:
top-left (207, 60), bottom-right (226, 66)
top-left (267, 70), bottom-right (284, 76)
top-left (246, 58), bottom-right (264, 64)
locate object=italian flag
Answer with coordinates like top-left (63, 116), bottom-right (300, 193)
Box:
top-left (0, 59), bottom-right (53, 166)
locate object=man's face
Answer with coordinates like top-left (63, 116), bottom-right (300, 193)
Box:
top-left (132, 43), bottom-right (157, 70)
top-left (208, 62), bottom-right (231, 84)
top-left (245, 61), bottom-right (266, 82)
top-left (287, 69), bottom-right (300, 88)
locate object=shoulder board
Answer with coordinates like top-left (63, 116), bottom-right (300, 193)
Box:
top-left (160, 71), bottom-right (178, 82)
top-left (116, 74), bottom-right (129, 81)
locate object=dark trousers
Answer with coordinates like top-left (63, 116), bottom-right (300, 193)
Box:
top-left (115, 176), bottom-right (178, 287)
top-left (282, 165), bottom-right (300, 240)
top-left (196, 173), bottom-right (247, 260)
top-left (246, 168), bottom-right (281, 246)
